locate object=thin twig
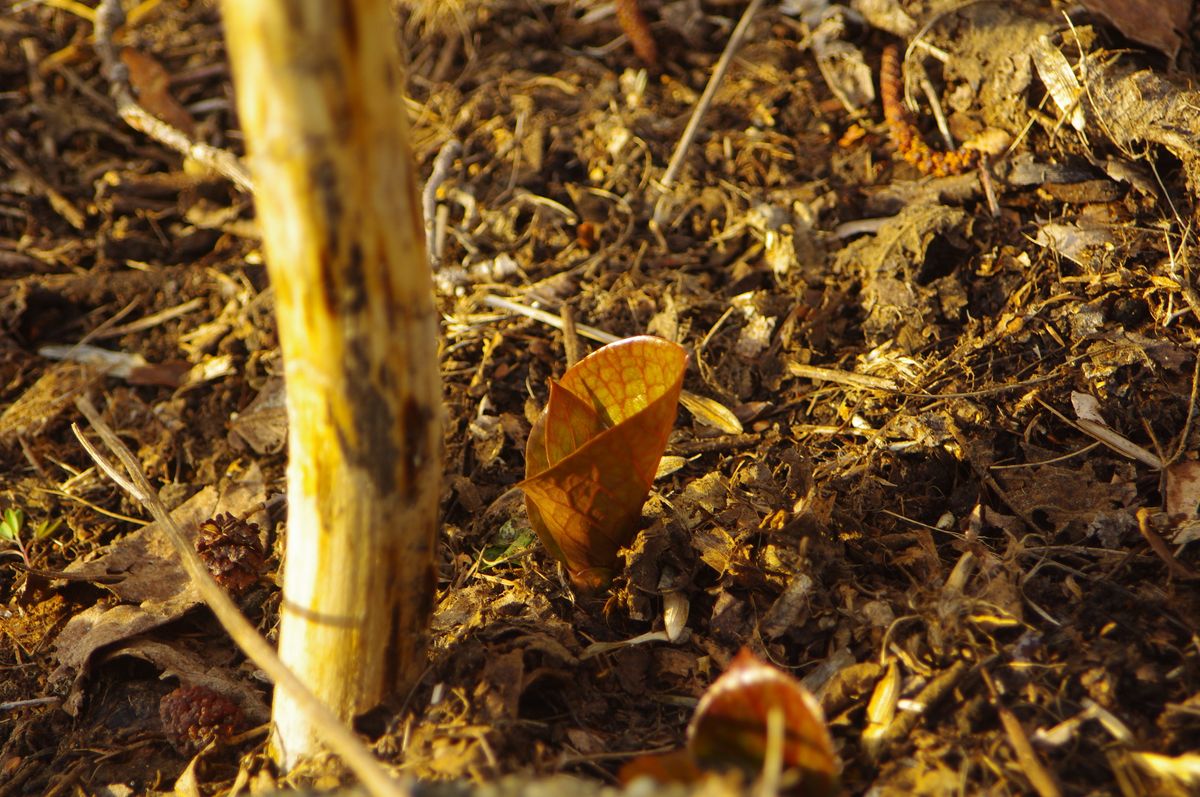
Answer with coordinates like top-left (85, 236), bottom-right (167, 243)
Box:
top-left (422, 138), bottom-right (461, 266)
top-left (88, 298), bottom-right (205, 340)
top-left (560, 303), bottom-right (582, 367)
top-left (1168, 350), bottom-right (1200, 467)
top-left (982, 668), bottom-right (1063, 797)
top-left (1036, 397), bottom-right (1162, 469)
top-left (786, 362), bottom-right (899, 392)
top-left (1136, 508), bottom-right (1199, 581)
top-left (72, 397), bottom-right (409, 797)
top-left (481, 293), bottom-right (618, 344)
top-left (916, 72), bottom-right (957, 152)
top-left (481, 293), bottom-right (744, 433)
top-left (0, 697), bottom-right (61, 712)
top-left (93, 0), bottom-right (253, 192)
top-left (0, 141), bottom-right (86, 229)
top-left (653, 0), bottom-right (764, 225)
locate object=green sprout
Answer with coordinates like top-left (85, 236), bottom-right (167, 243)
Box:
top-left (479, 520), bottom-right (537, 572)
top-left (0, 506), bottom-right (63, 568)
top-left (0, 507), bottom-right (23, 541)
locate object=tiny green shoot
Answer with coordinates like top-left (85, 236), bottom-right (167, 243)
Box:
top-left (480, 520), bottom-right (537, 571)
top-left (0, 506), bottom-right (64, 568)
top-left (0, 507), bottom-right (24, 543)
top-left (31, 516), bottom-right (64, 541)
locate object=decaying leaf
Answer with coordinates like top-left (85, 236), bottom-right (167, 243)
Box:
top-left (1030, 36), bottom-right (1085, 134)
top-left (688, 649), bottom-right (840, 796)
top-left (0, 362), bottom-right (101, 445)
top-left (1166, 460), bottom-right (1200, 545)
top-left (104, 638), bottom-right (269, 725)
top-left (50, 475), bottom-right (266, 715)
top-left (228, 376), bottom-right (288, 454)
top-left (120, 47), bottom-right (197, 137)
top-left (620, 648), bottom-right (840, 795)
top-left (1079, 0), bottom-right (1189, 61)
top-left (522, 336), bottom-right (686, 590)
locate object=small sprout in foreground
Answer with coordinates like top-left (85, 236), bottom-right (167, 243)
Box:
top-left (688, 649), bottom-right (840, 793)
top-left (521, 336), bottom-right (687, 591)
top-left (0, 506), bottom-right (64, 568)
top-left (0, 507), bottom-right (24, 542)
top-left (480, 520), bottom-right (538, 572)
top-left (621, 649), bottom-right (841, 796)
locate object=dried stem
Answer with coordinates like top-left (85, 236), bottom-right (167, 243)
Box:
top-left (71, 397), bottom-right (409, 797)
top-left (93, 0), bottom-right (253, 191)
top-left (653, 0), bottom-right (764, 224)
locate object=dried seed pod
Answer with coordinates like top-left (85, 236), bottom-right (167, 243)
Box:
top-left (159, 685), bottom-right (242, 755)
top-left (195, 512), bottom-right (265, 595)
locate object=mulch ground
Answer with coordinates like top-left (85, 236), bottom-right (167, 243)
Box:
top-left (3, 1), bottom-right (1200, 795)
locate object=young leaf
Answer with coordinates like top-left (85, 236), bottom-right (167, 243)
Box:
top-left (521, 336), bottom-right (687, 591)
top-left (0, 508), bottom-right (23, 542)
top-left (480, 521), bottom-right (537, 570)
top-left (688, 648), bottom-right (841, 796)
top-left (33, 517), bottom-right (63, 541)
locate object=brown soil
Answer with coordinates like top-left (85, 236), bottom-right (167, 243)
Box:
top-left (3, 1), bottom-right (1200, 795)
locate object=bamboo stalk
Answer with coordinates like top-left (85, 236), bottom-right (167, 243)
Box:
top-left (219, 0), bottom-right (441, 771)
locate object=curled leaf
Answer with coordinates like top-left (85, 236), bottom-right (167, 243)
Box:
top-left (521, 336), bottom-right (686, 591)
top-left (688, 649), bottom-right (840, 796)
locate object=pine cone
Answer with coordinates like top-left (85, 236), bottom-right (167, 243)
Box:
top-left (159, 685), bottom-right (242, 755)
top-left (195, 512), bottom-right (265, 595)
